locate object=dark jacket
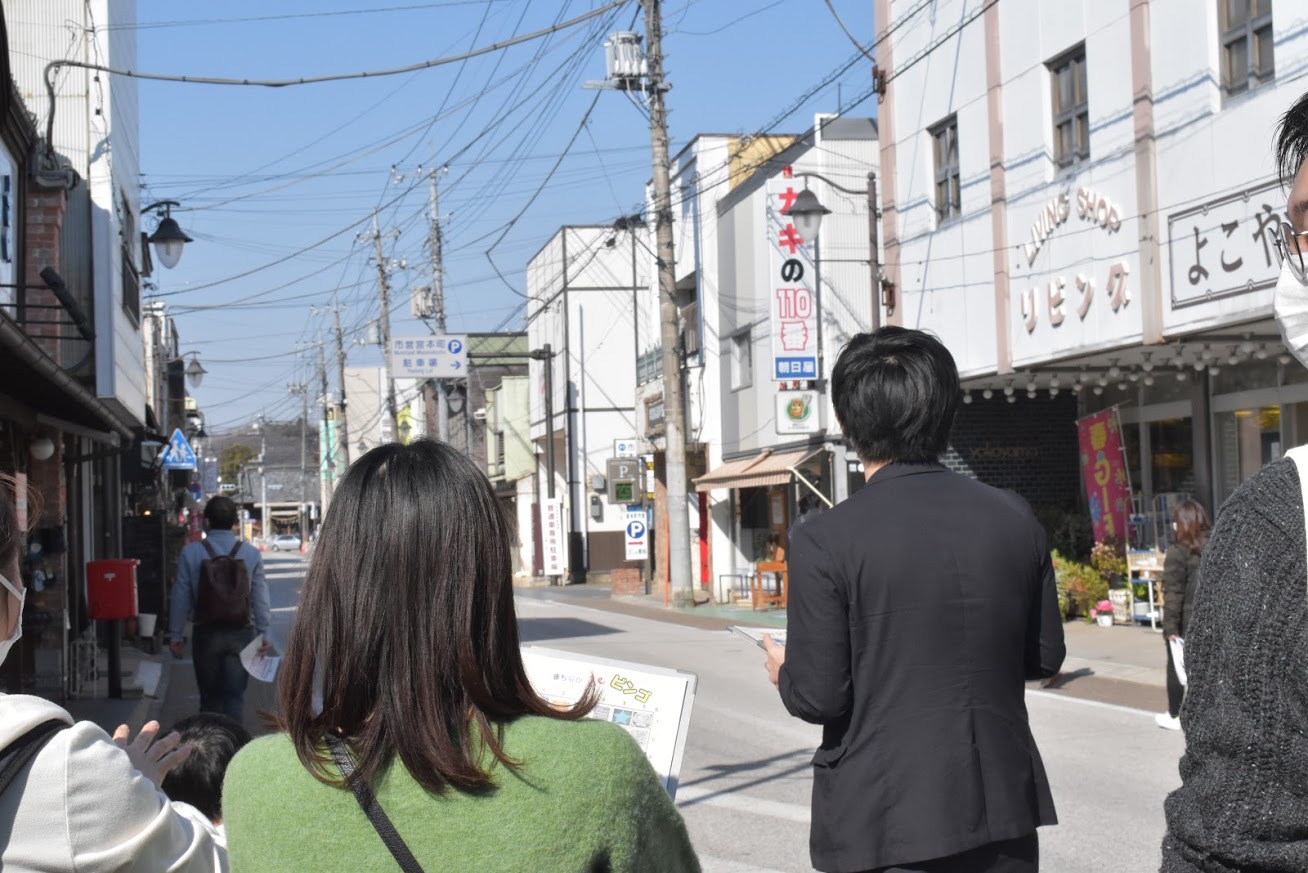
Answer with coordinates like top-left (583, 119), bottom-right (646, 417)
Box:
top-left (1161, 542), bottom-right (1202, 639)
top-left (1162, 458), bottom-right (1308, 872)
top-left (778, 462), bottom-right (1065, 873)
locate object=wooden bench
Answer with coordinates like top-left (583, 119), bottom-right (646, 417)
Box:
top-left (751, 561), bottom-right (788, 611)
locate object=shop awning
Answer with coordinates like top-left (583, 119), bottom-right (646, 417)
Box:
top-left (694, 447), bottom-right (823, 492)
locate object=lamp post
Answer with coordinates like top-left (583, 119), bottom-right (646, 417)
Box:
top-left (784, 171), bottom-right (887, 330)
top-left (143, 201), bottom-right (194, 270)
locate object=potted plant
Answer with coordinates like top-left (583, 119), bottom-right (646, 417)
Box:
top-left (1090, 599), bottom-right (1115, 627)
top-left (1051, 551), bottom-right (1110, 620)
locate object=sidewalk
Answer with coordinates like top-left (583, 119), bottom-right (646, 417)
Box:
top-left (61, 639), bottom-right (172, 734)
top-left (522, 582), bottom-right (1170, 712)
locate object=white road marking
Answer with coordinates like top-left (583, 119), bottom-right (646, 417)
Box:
top-left (1026, 688), bottom-right (1157, 718)
top-left (677, 784), bottom-right (810, 824)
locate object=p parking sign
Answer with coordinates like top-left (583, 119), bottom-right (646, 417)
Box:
top-left (624, 513), bottom-right (649, 561)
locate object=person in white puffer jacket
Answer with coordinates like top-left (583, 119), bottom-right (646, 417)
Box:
top-left (0, 473), bottom-right (226, 872)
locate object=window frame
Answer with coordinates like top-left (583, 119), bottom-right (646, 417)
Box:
top-left (1048, 43), bottom-right (1090, 169)
top-left (120, 193), bottom-right (140, 325)
top-left (1221, 0), bottom-right (1274, 96)
top-left (929, 115), bottom-right (961, 222)
top-left (730, 329), bottom-right (753, 391)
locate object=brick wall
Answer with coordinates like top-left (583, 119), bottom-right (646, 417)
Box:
top-left (23, 187), bottom-right (68, 360)
top-left (944, 394), bottom-right (1080, 509)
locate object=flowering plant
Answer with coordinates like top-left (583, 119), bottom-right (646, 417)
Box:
top-left (1090, 599), bottom-right (1115, 618)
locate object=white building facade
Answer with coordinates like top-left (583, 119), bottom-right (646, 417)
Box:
top-left (636, 117), bottom-right (878, 602)
top-left (527, 225), bottom-right (650, 580)
top-left (876, 0), bottom-right (1308, 535)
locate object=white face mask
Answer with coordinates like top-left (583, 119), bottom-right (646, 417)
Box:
top-left (1274, 259), bottom-right (1308, 368)
top-left (0, 572), bottom-right (24, 666)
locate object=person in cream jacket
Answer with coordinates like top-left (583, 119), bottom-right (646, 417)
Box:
top-left (0, 474), bottom-right (226, 871)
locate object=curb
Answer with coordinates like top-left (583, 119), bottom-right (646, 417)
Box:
top-left (144, 656), bottom-right (174, 725)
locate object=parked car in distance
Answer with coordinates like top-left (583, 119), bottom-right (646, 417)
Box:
top-left (270, 533), bottom-right (302, 552)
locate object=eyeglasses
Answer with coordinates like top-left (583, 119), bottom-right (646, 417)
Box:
top-left (1271, 220), bottom-right (1308, 284)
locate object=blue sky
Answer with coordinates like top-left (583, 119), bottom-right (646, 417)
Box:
top-left (135, 0), bottom-right (875, 430)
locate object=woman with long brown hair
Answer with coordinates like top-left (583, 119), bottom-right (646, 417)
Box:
top-left (1156, 499), bottom-right (1211, 731)
top-left (222, 440), bottom-right (699, 871)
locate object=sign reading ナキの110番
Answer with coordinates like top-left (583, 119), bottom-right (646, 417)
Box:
top-left (766, 178), bottom-right (818, 381)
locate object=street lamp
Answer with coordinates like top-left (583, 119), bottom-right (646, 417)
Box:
top-left (144, 201), bottom-right (193, 270)
top-left (787, 188), bottom-right (831, 241)
top-left (185, 357), bottom-right (207, 388)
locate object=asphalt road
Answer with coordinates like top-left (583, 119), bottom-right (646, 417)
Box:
top-left (162, 554), bottom-right (1186, 871)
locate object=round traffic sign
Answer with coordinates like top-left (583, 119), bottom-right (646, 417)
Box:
top-left (626, 520), bottom-right (646, 539)
top-left (448, 339), bottom-right (464, 354)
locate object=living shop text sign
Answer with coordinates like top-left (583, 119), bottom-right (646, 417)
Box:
top-left (1018, 186), bottom-right (1130, 334)
top-left (1166, 178), bottom-right (1285, 309)
top-left (766, 179), bottom-right (819, 381)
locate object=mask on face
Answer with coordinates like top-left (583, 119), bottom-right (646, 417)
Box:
top-left (0, 572), bottom-right (24, 666)
top-left (1274, 260), bottom-right (1308, 368)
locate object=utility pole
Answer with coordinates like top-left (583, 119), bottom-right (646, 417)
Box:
top-left (365, 213), bottom-right (399, 437)
top-left (642, 0), bottom-right (694, 607)
top-left (429, 169), bottom-right (451, 444)
top-left (317, 340), bottom-right (333, 518)
top-left (332, 302), bottom-right (351, 468)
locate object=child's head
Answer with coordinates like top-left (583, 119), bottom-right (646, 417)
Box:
top-left (160, 713), bottom-right (252, 823)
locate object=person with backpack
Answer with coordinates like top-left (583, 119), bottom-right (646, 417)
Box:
top-left (170, 496), bottom-right (272, 723)
top-left (0, 473), bottom-right (227, 870)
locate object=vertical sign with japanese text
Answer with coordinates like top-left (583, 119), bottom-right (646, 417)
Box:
top-left (766, 178), bottom-right (818, 381)
top-left (541, 498), bottom-right (567, 576)
top-left (1076, 408), bottom-right (1132, 545)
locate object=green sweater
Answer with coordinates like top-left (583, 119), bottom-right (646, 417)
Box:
top-left (223, 716), bottom-right (701, 873)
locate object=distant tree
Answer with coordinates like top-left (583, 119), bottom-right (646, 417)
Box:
top-left (220, 444), bottom-right (258, 485)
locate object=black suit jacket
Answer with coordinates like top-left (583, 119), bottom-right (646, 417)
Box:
top-left (778, 462), bottom-right (1065, 873)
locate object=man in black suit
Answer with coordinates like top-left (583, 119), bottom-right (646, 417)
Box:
top-left (764, 327), bottom-right (1065, 873)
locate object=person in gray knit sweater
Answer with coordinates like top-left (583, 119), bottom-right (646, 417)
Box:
top-left (1161, 91), bottom-right (1308, 871)
top-left (1159, 459), bottom-right (1308, 871)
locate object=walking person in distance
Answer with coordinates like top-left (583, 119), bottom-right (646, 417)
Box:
top-left (763, 326), bottom-right (1065, 873)
top-left (1155, 500), bottom-right (1210, 732)
top-left (169, 495), bottom-right (272, 724)
top-left (221, 440), bottom-right (699, 872)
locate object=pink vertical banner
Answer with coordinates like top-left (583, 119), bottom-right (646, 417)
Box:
top-left (187, 508), bottom-right (203, 544)
top-left (1076, 408), bottom-right (1131, 544)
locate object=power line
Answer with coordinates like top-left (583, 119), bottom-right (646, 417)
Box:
top-left (106, 2), bottom-right (514, 30)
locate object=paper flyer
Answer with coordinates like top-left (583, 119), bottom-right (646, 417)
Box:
top-left (1169, 637), bottom-right (1186, 687)
top-left (728, 626), bottom-right (787, 648)
top-left (239, 634), bottom-right (281, 683)
top-left (521, 646), bottom-right (697, 799)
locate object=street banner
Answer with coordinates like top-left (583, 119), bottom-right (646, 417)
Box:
top-left (390, 335), bottom-right (467, 379)
top-left (1076, 407), bottom-right (1132, 543)
top-left (541, 498), bottom-right (567, 576)
top-left (766, 178), bottom-right (819, 381)
top-left (521, 646), bottom-right (697, 799)
top-left (202, 458), bottom-right (219, 495)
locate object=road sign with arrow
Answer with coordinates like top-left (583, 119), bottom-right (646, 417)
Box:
top-left (390, 334), bottom-right (468, 379)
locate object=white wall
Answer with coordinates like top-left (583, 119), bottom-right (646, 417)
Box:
top-left (885, 0), bottom-right (1308, 372)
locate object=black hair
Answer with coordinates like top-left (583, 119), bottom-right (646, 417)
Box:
top-left (203, 496), bottom-right (238, 531)
top-left (278, 439), bottom-right (595, 795)
top-left (1275, 91), bottom-right (1308, 189)
top-left (160, 713), bottom-right (252, 823)
top-left (831, 326), bottom-right (961, 464)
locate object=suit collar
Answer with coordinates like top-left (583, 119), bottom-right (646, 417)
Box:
top-left (865, 460), bottom-right (947, 486)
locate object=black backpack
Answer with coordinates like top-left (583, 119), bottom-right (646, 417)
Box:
top-left (194, 540), bottom-right (252, 628)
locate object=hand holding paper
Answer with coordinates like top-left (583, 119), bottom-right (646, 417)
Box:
top-left (240, 633), bottom-right (282, 683)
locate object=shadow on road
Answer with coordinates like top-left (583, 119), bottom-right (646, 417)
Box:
top-left (517, 617), bottom-right (620, 642)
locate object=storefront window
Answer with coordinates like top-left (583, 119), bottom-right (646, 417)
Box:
top-left (1215, 406), bottom-right (1281, 504)
top-left (1211, 358), bottom-right (1280, 394)
top-left (1150, 418), bottom-right (1195, 495)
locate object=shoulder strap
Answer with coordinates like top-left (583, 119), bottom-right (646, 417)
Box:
top-left (200, 539), bottom-right (219, 559)
top-left (1285, 446), bottom-right (1308, 596)
top-left (325, 735), bottom-right (425, 873)
top-left (0, 719), bottom-right (69, 796)
top-left (228, 540), bottom-right (243, 559)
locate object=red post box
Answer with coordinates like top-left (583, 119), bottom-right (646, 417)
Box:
top-left (86, 559), bottom-right (140, 621)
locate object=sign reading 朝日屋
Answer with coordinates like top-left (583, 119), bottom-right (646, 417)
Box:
top-left (766, 178), bottom-right (819, 382)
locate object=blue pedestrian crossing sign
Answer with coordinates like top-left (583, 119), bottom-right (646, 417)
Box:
top-left (160, 428), bottom-right (198, 471)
